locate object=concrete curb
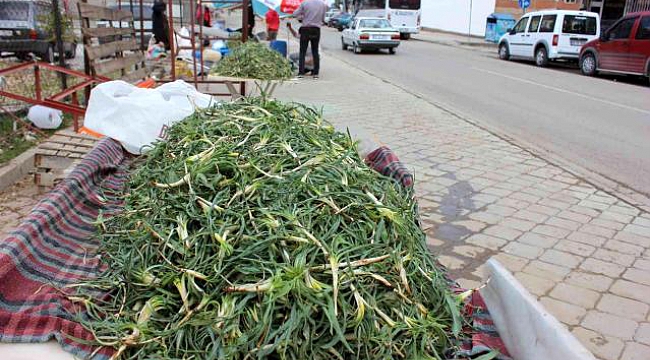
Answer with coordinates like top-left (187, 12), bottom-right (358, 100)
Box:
top-left (0, 148), bottom-right (35, 192)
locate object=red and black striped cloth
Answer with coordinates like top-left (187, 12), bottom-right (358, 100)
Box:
top-left (0, 141), bottom-right (509, 359)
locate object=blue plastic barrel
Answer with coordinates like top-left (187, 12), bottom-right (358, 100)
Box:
top-left (269, 40), bottom-right (287, 58)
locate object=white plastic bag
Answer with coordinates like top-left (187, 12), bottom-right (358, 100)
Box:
top-left (84, 80), bottom-right (215, 154)
top-left (27, 105), bottom-right (63, 129)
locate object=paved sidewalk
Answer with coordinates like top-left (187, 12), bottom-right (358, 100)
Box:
top-left (0, 176), bottom-right (42, 238)
top-left (274, 53), bottom-right (650, 360)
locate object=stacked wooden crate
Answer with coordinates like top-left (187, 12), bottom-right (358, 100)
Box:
top-left (34, 130), bottom-right (98, 187)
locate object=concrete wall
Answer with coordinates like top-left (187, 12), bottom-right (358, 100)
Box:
top-left (495, 0), bottom-right (581, 17)
top-left (421, 0), bottom-right (497, 37)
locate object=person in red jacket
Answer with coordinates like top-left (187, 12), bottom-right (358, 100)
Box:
top-left (265, 9), bottom-right (280, 41)
top-left (196, 5), bottom-right (211, 27)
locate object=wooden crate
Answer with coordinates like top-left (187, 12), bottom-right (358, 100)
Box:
top-left (34, 130), bottom-right (99, 187)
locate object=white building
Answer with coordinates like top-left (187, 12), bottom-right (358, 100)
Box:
top-left (420, 0), bottom-right (497, 37)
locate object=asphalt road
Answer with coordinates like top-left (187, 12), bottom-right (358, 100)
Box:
top-left (317, 28), bottom-right (650, 200)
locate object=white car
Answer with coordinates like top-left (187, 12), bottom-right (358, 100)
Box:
top-left (341, 17), bottom-right (400, 54)
top-left (498, 10), bottom-right (600, 67)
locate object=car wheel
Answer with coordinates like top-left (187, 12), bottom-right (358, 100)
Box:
top-left (389, 47), bottom-right (396, 55)
top-left (498, 43), bottom-right (510, 60)
top-left (535, 47), bottom-right (549, 67)
top-left (341, 37), bottom-right (348, 50)
top-left (400, 33), bottom-right (410, 40)
top-left (337, 26), bottom-right (343, 32)
top-left (41, 45), bottom-right (55, 63)
top-left (580, 52), bottom-right (597, 76)
top-left (353, 42), bottom-right (361, 54)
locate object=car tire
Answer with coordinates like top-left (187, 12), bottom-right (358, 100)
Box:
top-left (498, 43), bottom-right (510, 60)
top-left (341, 37), bottom-right (348, 50)
top-left (580, 52), bottom-right (597, 76)
top-left (389, 47), bottom-right (396, 55)
top-left (337, 26), bottom-right (343, 32)
top-left (41, 45), bottom-right (55, 63)
top-left (353, 42), bottom-right (361, 54)
top-left (400, 33), bottom-right (410, 40)
top-left (535, 46), bottom-right (549, 67)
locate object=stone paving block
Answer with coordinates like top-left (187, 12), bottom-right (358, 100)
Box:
top-left (551, 283), bottom-right (601, 308)
top-left (580, 258), bottom-right (626, 277)
top-left (540, 297), bottom-right (586, 325)
top-left (579, 200), bottom-right (611, 211)
top-left (510, 191), bottom-right (541, 203)
top-left (470, 193), bottom-right (499, 204)
top-left (554, 239), bottom-right (596, 257)
top-left (590, 218), bottom-right (627, 231)
top-left (620, 342), bottom-right (650, 360)
top-left (514, 272), bottom-right (555, 296)
top-left (570, 205), bottom-right (602, 218)
top-left (558, 210), bottom-right (592, 224)
top-left (632, 217), bottom-right (650, 228)
top-left (495, 197), bottom-right (530, 210)
top-left (498, 217), bottom-right (536, 232)
top-left (538, 198), bottom-right (573, 210)
top-left (450, 220), bottom-right (488, 232)
top-left (523, 260), bottom-right (570, 281)
top-left (611, 280), bottom-right (650, 303)
top-left (503, 242), bottom-right (544, 260)
top-left (593, 249), bottom-right (636, 267)
top-left (588, 194), bottom-right (619, 205)
top-left (614, 231), bottom-right (650, 247)
top-left (540, 249), bottom-right (583, 268)
top-left (580, 224), bottom-right (617, 239)
top-left (566, 271), bottom-right (614, 292)
top-left (545, 216), bottom-right (582, 231)
top-left (490, 253), bottom-right (529, 273)
top-left (604, 240), bottom-right (644, 256)
top-left (451, 245), bottom-right (487, 258)
top-left (609, 204), bottom-right (641, 217)
top-left (481, 187), bottom-right (513, 197)
top-left (466, 233), bottom-right (507, 250)
top-left (572, 327), bottom-right (625, 360)
top-left (527, 204), bottom-right (560, 216)
top-left (468, 211), bottom-right (503, 225)
top-left (599, 210), bottom-right (635, 224)
top-left (550, 191), bottom-right (584, 203)
top-left (518, 232), bottom-right (560, 249)
top-left (483, 225), bottom-right (522, 241)
top-left (532, 224), bottom-right (571, 239)
top-left (636, 323), bottom-right (650, 346)
top-left (597, 294), bottom-right (649, 322)
top-left (520, 187), bottom-right (552, 199)
top-left (624, 224), bottom-right (650, 238)
top-left (633, 259), bottom-right (650, 271)
top-left (513, 209), bottom-right (549, 223)
top-left (484, 204), bottom-right (517, 217)
top-left (582, 311), bottom-right (638, 340)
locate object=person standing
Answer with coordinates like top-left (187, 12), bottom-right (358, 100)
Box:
top-left (265, 9), bottom-right (280, 41)
top-left (152, 0), bottom-right (170, 50)
top-left (293, 0), bottom-right (328, 79)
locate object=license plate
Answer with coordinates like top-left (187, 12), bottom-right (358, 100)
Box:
top-left (0, 30), bottom-right (12, 36)
top-left (371, 35), bottom-right (390, 40)
top-left (570, 39), bottom-right (586, 46)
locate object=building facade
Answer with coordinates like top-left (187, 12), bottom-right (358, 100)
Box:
top-left (495, 0), bottom-right (581, 16)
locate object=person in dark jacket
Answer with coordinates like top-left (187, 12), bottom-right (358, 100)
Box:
top-left (152, 0), bottom-right (170, 49)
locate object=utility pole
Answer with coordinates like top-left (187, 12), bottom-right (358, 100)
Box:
top-left (468, 0), bottom-right (473, 39)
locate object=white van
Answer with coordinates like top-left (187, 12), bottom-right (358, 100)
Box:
top-left (498, 10), bottom-right (600, 67)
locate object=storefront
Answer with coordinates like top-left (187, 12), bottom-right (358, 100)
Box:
top-left (583, 0), bottom-right (650, 29)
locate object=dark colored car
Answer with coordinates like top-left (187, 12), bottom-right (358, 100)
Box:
top-left (579, 11), bottom-right (650, 82)
top-left (329, 13), bottom-right (353, 31)
top-left (0, 0), bottom-right (77, 62)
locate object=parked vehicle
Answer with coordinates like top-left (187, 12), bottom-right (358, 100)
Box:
top-left (341, 17), bottom-right (400, 54)
top-left (324, 9), bottom-right (341, 24)
top-left (332, 13), bottom-right (354, 31)
top-left (0, 0), bottom-right (77, 62)
top-left (328, 12), bottom-right (346, 27)
top-left (579, 12), bottom-right (650, 82)
top-left (498, 10), bottom-right (600, 67)
top-left (355, 0), bottom-right (421, 40)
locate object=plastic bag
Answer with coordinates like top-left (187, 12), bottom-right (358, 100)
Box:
top-left (27, 105), bottom-right (63, 129)
top-left (84, 80), bottom-right (215, 154)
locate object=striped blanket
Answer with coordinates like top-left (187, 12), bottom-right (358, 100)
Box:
top-left (0, 140), bottom-right (509, 359)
